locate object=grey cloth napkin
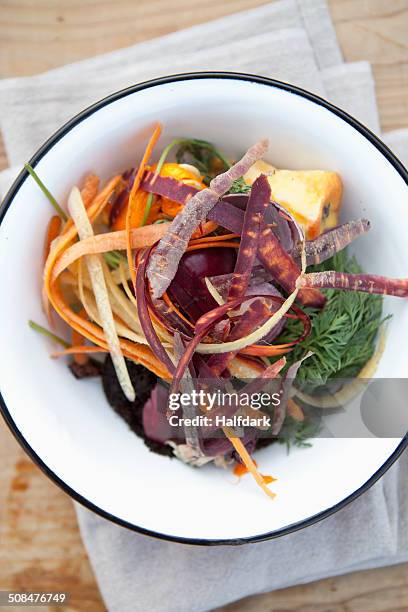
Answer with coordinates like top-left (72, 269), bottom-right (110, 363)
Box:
top-left (75, 453), bottom-right (407, 612)
top-left (0, 1), bottom-right (407, 611)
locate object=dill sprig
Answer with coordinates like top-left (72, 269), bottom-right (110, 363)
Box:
top-left (278, 417), bottom-right (322, 453)
top-left (175, 138), bottom-right (230, 183)
top-left (277, 249), bottom-right (387, 392)
top-left (228, 177), bottom-right (252, 194)
top-left (142, 137), bottom-right (237, 225)
top-left (175, 138), bottom-right (251, 194)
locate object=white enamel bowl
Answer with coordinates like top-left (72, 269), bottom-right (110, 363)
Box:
top-left (0, 73), bottom-right (407, 544)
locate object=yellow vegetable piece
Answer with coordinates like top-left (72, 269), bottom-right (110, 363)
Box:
top-left (244, 160), bottom-right (343, 239)
top-left (152, 162), bottom-right (203, 184)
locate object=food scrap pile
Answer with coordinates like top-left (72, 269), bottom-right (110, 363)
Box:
top-left (30, 123), bottom-right (408, 498)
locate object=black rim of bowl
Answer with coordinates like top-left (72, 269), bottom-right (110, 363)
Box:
top-left (0, 71), bottom-right (407, 546)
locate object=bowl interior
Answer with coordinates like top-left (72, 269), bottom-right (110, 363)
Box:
top-left (0, 76), bottom-right (406, 542)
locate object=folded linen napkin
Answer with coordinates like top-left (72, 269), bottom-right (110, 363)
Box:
top-left (0, 1), bottom-right (406, 611)
top-left (75, 452), bottom-right (407, 612)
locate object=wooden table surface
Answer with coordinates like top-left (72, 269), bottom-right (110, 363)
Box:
top-left (0, 1), bottom-right (407, 610)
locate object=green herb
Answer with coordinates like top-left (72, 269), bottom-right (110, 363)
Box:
top-left (278, 416), bottom-right (321, 453)
top-left (175, 138), bottom-right (230, 184)
top-left (103, 250), bottom-right (125, 269)
top-left (28, 320), bottom-right (70, 348)
top-left (142, 136), bottom-right (249, 223)
top-left (141, 137), bottom-right (230, 224)
top-left (277, 249), bottom-right (387, 392)
top-left (175, 138), bottom-right (256, 198)
top-left (25, 163), bottom-right (68, 221)
top-left (228, 177), bottom-right (252, 194)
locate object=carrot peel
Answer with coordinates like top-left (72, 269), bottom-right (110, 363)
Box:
top-left (126, 123), bottom-right (163, 286)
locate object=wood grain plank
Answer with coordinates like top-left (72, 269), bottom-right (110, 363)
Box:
top-left (218, 563), bottom-right (408, 612)
top-left (374, 62), bottom-right (408, 132)
top-left (329, 0), bottom-right (408, 64)
top-left (0, 0), bottom-right (270, 78)
top-left (0, 419), bottom-right (106, 612)
top-left (327, 0), bottom-right (408, 132)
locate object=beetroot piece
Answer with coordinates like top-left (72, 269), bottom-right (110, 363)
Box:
top-left (168, 247), bottom-right (236, 321)
top-left (101, 355), bottom-right (175, 456)
top-left (143, 383), bottom-right (181, 444)
top-left (69, 358), bottom-right (102, 379)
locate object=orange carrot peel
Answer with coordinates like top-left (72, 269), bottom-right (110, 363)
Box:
top-left (126, 123), bottom-right (162, 286)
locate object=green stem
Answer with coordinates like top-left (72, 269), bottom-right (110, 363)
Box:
top-left (142, 193), bottom-right (155, 227)
top-left (141, 138), bottom-right (185, 226)
top-left (29, 320), bottom-right (70, 348)
top-left (140, 137), bottom-right (231, 225)
top-left (187, 138), bottom-right (231, 170)
top-left (104, 250), bottom-right (124, 268)
top-left (25, 163), bottom-right (68, 221)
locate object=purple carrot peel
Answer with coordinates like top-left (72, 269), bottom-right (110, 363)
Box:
top-left (292, 218), bottom-right (371, 265)
top-left (135, 248), bottom-right (175, 374)
top-left (206, 174), bottom-right (271, 375)
top-left (141, 171), bottom-right (198, 204)
top-left (298, 270), bottom-right (408, 297)
top-left (258, 225), bottom-right (326, 308)
top-left (228, 174), bottom-right (271, 300)
top-left (146, 139), bottom-right (269, 298)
